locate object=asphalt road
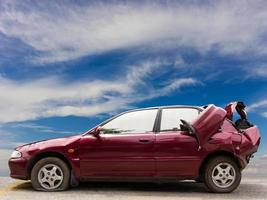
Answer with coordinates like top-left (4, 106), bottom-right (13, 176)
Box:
top-left (0, 174), bottom-right (266, 200)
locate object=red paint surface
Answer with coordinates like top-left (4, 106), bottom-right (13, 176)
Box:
top-left (9, 104), bottom-right (260, 181)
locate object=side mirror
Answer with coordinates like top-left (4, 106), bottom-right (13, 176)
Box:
top-left (92, 126), bottom-right (103, 138)
top-left (180, 119), bottom-right (196, 135)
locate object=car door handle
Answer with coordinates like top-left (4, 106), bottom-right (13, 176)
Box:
top-left (139, 139), bottom-right (151, 143)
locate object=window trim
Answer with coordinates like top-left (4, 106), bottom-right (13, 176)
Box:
top-left (83, 106), bottom-right (203, 136)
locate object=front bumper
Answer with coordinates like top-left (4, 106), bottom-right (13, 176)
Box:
top-left (9, 158), bottom-right (28, 180)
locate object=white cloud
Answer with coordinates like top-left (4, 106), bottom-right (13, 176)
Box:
top-left (174, 55), bottom-right (186, 69)
top-left (159, 78), bottom-right (198, 95)
top-left (0, 75), bottom-right (129, 122)
top-left (247, 100), bottom-right (267, 111)
top-left (0, 140), bottom-right (24, 150)
top-left (1, 1), bottom-right (267, 63)
top-left (261, 112), bottom-right (267, 118)
top-left (247, 99), bottom-right (267, 118)
top-left (0, 149), bottom-right (12, 176)
top-left (243, 65), bottom-right (267, 79)
top-left (10, 123), bottom-right (73, 134)
top-left (251, 65), bottom-right (267, 78)
top-left (0, 129), bottom-right (25, 149)
top-left (0, 60), bottom-right (198, 123)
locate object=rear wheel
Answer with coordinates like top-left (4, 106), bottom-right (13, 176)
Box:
top-left (31, 157), bottom-right (70, 191)
top-left (203, 156), bottom-right (241, 193)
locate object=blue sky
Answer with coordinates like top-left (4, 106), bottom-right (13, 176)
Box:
top-left (0, 0), bottom-right (267, 174)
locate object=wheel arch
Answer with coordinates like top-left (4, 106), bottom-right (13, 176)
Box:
top-left (199, 150), bottom-right (241, 176)
top-left (27, 151), bottom-right (72, 177)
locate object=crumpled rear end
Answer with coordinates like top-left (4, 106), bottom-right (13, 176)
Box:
top-left (237, 126), bottom-right (260, 167)
top-left (243, 126), bottom-right (261, 146)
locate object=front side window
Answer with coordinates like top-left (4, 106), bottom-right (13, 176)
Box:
top-left (102, 109), bottom-right (158, 134)
top-left (160, 108), bottom-right (199, 131)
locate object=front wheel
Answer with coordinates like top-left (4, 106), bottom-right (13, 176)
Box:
top-left (31, 157), bottom-right (70, 191)
top-left (203, 156), bottom-right (241, 193)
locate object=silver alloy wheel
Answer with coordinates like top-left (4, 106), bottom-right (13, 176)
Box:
top-left (211, 162), bottom-right (236, 188)
top-left (38, 164), bottom-right (64, 190)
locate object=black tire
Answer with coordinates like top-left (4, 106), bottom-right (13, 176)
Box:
top-left (203, 156), bottom-right (241, 193)
top-left (31, 157), bottom-right (70, 191)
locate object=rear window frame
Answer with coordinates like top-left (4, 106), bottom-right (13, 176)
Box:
top-left (156, 107), bottom-right (202, 133)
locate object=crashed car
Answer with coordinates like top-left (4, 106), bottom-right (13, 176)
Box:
top-left (9, 102), bottom-right (260, 193)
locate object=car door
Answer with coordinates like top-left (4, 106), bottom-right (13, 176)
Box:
top-left (79, 109), bottom-right (158, 178)
top-left (155, 107), bottom-right (201, 177)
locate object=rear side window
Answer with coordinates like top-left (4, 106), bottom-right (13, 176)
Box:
top-left (102, 109), bottom-right (158, 134)
top-left (160, 108), bottom-right (199, 131)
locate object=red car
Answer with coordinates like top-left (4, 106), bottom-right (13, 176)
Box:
top-left (9, 102), bottom-right (260, 193)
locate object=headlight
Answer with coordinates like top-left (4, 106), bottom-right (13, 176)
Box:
top-left (11, 150), bottom-right (22, 159)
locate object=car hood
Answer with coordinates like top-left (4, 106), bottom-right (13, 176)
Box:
top-left (16, 135), bottom-right (82, 151)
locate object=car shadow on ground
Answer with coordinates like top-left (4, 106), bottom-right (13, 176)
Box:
top-left (77, 181), bottom-right (208, 193)
top-left (10, 180), bottom-right (267, 199)
top-left (12, 180), bottom-right (207, 192)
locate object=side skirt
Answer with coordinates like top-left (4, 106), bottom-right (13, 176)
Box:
top-left (80, 176), bottom-right (197, 183)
